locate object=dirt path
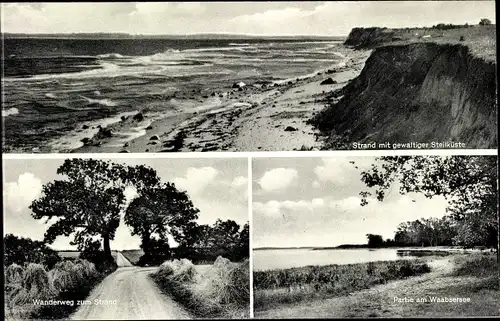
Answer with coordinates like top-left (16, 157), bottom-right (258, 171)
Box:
top-left (70, 266), bottom-right (191, 320)
top-left (115, 252), bottom-right (133, 267)
top-left (256, 258), bottom-right (472, 318)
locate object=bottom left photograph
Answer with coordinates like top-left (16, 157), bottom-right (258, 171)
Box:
top-left (3, 157), bottom-right (250, 320)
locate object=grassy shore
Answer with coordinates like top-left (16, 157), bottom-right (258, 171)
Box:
top-left (255, 253), bottom-right (499, 318)
top-left (153, 257), bottom-right (250, 319)
top-left (254, 259), bottom-right (430, 311)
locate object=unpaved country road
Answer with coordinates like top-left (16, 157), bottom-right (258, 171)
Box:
top-left (71, 253), bottom-right (191, 320)
top-left (115, 252), bottom-right (133, 267)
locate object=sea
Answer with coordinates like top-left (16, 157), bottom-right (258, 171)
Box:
top-left (253, 248), bottom-right (421, 271)
top-left (1, 37), bottom-right (344, 152)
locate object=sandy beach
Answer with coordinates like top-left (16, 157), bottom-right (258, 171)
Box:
top-left (72, 48), bottom-right (371, 153)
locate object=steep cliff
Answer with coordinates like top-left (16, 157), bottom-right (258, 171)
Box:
top-left (311, 42), bottom-right (497, 149)
top-left (344, 27), bottom-right (397, 48)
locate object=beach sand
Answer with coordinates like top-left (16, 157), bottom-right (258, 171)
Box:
top-left (73, 48), bottom-right (371, 153)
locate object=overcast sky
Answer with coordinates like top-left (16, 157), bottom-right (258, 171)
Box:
top-left (1, 1), bottom-right (495, 36)
top-left (3, 157), bottom-right (248, 250)
top-left (253, 157), bottom-right (449, 248)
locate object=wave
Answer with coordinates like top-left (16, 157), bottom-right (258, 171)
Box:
top-left (2, 108), bottom-right (19, 117)
top-left (229, 43), bottom-right (252, 46)
top-left (45, 93), bottom-right (58, 99)
top-left (97, 53), bottom-right (125, 59)
top-left (78, 95), bottom-right (117, 107)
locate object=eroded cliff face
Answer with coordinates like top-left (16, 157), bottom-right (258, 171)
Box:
top-left (344, 27), bottom-right (397, 48)
top-left (313, 42), bottom-right (497, 148)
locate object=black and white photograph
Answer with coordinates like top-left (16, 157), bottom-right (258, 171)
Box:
top-left (3, 157), bottom-right (250, 320)
top-left (1, 1), bottom-right (496, 153)
top-left (253, 156), bottom-right (499, 318)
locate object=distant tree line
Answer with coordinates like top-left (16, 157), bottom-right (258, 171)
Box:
top-left (358, 156), bottom-right (498, 261)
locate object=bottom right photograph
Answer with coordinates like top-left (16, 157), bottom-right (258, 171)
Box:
top-left (252, 155), bottom-right (499, 318)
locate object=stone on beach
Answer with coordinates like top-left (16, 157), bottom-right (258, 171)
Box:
top-left (232, 82), bottom-right (246, 89)
top-left (150, 135), bottom-right (160, 141)
top-left (133, 112), bottom-right (144, 121)
top-left (320, 77), bottom-right (338, 85)
top-left (97, 127), bottom-right (112, 138)
top-left (284, 126), bottom-right (298, 132)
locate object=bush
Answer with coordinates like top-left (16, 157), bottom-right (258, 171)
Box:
top-left (452, 254), bottom-right (497, 277)
top-left (479, 18), bottom-right (492, 26)
top-left (195, 257), bottom-right (249, 305)
top-left (11, 263), bottom-right (56, 305)
top-left (154, 256), bottom-right (249, 318)
top-left (4, 234), bottom-right (62, 269)
top-left (49, 259), bottom-right (98, 292)
top-left (5, 263), bottom-right (24, 284)
top-left (460, 36), bottom-right (465, 41)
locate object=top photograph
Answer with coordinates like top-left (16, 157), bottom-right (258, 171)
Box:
top-left (1, 1), bottom-right (497, 153)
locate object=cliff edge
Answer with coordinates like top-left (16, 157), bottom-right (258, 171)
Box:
top-left (311, 26), bottom-right (497, 149)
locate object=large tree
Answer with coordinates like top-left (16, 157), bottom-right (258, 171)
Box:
top-left (30, 159), bottom-right (126, 261)
top-left (124, 181), bottom-right (200, 260)
top-left (358, 156), bottom-right (498, 262)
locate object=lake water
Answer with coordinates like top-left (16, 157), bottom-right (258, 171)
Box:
top-left (253, 248), bottom-right (420, 271)
top-left (2, 37), bottom-right (343, 152)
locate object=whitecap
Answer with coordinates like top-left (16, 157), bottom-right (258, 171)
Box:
top-left (45, 93), bottom-right (58, 99)
top-left (78, 95), bottom-right (117, 107)
top-left (97, 53), bottom-right (125, 59)
top-left (2, 108), bottom-right (19, 117)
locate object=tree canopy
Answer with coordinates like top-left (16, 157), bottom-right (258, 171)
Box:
top-left (358, 156), bottom-right (498, 259)
top-left (30, 159), bottom-right (127, 261)
top-left (124, 181), bottom-right (200, 263)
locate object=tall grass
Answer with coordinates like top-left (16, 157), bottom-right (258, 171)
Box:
top-left (254, 259), bottom-right (430, 310)
top-left (452, 253), bottom-right (498, 278)
top-left (4, 259), bottom-right (104, 320)
top-left (153, 256), bottom-right (250, 318)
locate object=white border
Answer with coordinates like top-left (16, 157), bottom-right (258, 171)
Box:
top-left (1, 149), bottom-right (497, 160)
top-left (248, 156), bottom-right (254, 318)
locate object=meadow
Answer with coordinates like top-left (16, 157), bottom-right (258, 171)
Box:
top-left (253, 259), bottom-right (431, 311)
top-left (153, 257), bottom-right (250, 318)
top-left (4, 259), bottom-right (105, 320)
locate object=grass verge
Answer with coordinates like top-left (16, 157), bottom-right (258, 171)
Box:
top-left (254, 259), bottom-right (431, 311)
top-left (152, 257), bottom-right (250, 319)
top-left (4, 259), bottom-right (115, 320)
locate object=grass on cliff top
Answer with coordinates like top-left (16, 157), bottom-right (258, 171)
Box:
top-left (380, 25), bottom-right (496, 62)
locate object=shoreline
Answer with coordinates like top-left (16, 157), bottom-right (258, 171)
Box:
top-left (51, 47), bottom-right (370, 153)
top-left (254, 253), bottom-right (499, 317)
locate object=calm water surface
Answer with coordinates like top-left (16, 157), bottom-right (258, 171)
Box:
top-left (253, 248), bottom-right (420, 271)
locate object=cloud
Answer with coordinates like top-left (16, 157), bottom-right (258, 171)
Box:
top-left (253, 197), bottom-right (327, 218)
top-left (231, 176), bottom-right (248, 188)
top-left (2, 2), bottom-right (495, 36)
top-left (4, 173), bottom-right (43, 213)
top-left (258, 168), bottom-right (298, 192)
top-left (173, 166), bottom-right (218, 195)
top-left (229, 7), bottom-right (310, 24)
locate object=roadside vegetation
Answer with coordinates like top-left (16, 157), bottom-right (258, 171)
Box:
top-left (4, 259), bottom-right (105, 320)
top-left (153, 257), bottom-right (250, 318)
top-left (254, 259), bottom-right (430, 311)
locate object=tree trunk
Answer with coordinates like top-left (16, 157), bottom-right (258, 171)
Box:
top-left (142, 236), bottom-right (151, 257)
top-left (103, 234), bottom-right (112, 261)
